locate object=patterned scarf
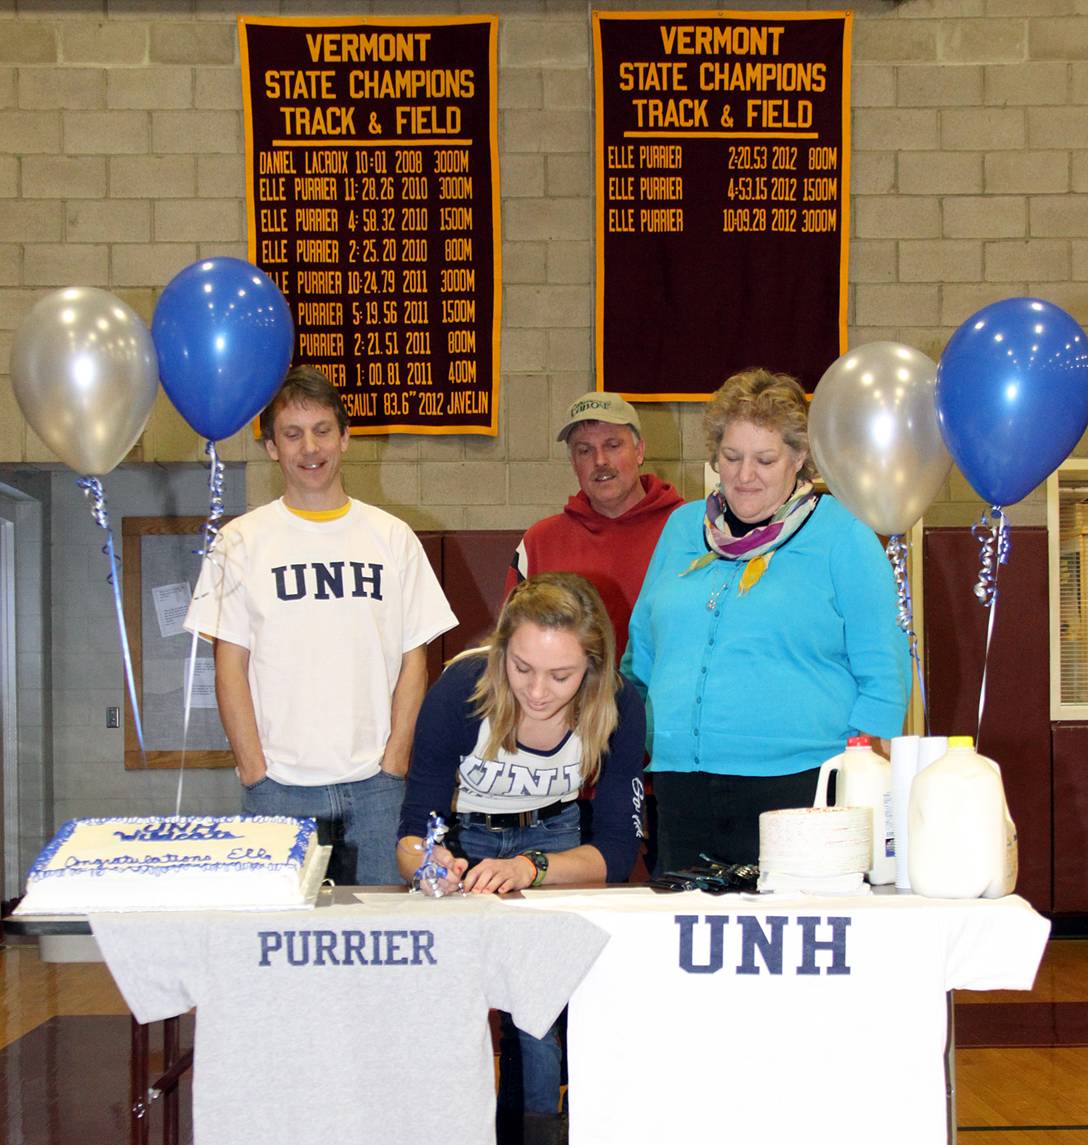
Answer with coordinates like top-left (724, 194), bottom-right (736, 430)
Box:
top-left (682, 481), bottom-right (819, 594)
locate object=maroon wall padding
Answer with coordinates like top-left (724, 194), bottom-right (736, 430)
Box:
top-left (440, 530), bottom-right (521, 661)
top-left (1052, 724), bottom-right (1088, 912)
top-left (418, 530), bottom-right (521, 681)
top-left (923, 527), bottom-right (1052, 912)
top-left (418, 533), bottom-right (445, 684)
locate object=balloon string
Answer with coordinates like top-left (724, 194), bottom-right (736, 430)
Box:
top-left (972, 506), bottom-right (1010, 747)
top-left (177, 628), bottom-right (202, 817)
top-left (76, 477), bottom-right (147, 765)
top-left (177, 440), bottom-right (228, 815)
top-left (885, 534), bottom-right (929, 735)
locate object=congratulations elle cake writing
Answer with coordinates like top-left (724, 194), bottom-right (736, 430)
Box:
top-left (18, 815), bottom-right (320, 913)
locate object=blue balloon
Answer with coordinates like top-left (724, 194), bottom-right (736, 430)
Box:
top-left (152, 258), bottom-right (294, 441)
top-left (936, 297), bottom-right (1088, 506)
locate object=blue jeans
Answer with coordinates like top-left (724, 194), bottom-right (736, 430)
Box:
top-left (456, 802), bottom-right (581, 1116)
top-left (242, 771), bottom-right (405, 886)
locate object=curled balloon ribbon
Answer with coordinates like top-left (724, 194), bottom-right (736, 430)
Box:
top-left (412, 811), bottom-right (464, 898)
top-left (885, 534), bottom-right (929, 734)
top-left (198, 439), bottom-right (226, 558)
top-left (178, 441), bottom-right (229, 815)
top-left (972, 505), bottom-right (1011, 608)
top-left (76, 477), bottom-right (146, 762)
top-left (971, 506), bottom-right (1011, 745)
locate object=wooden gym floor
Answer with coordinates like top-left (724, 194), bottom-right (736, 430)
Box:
top-left (0, 937), bottom-right (1086, 1144)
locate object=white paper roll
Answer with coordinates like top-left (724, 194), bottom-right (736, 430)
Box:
top-left (891, 735), bottom-right (920, 890)
top-left (918, 735), bottom-right (949, 772)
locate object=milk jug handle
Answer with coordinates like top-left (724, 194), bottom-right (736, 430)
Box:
top-left (814, 758), bottom-right (838, 809)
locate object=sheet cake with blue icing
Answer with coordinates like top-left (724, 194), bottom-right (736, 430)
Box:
top-left (16, 815), bottom-right (322, 913)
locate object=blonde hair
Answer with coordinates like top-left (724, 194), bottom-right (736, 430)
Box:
top-left (703, 368), bottom-right (815, 481)
top-left (469, 573), bottom-right (619, 787)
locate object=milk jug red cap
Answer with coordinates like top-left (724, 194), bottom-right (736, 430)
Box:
top-left (846, 735), bottom-right (871, 748)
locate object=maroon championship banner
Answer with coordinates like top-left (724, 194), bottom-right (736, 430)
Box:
top-left (240, 16), bottom-right (500, 435)
top-left (594, 10), bottom-right (851, 399)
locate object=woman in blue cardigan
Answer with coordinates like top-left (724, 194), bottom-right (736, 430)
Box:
top-left (622, 368), bottom-right (910, 872)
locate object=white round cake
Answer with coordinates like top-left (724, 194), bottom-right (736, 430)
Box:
top-left (759, 806), bottom-right (872, 878)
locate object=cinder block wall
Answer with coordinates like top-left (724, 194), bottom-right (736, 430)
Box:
top-left (1, 0), bottom-right (1086, 529)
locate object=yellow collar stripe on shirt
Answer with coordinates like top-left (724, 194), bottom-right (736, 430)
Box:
top-left (285, 501), bottom-right (351, 522)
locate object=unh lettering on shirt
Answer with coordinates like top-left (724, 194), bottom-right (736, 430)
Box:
top-left (676, 914), bottom-right (851, 976)
top-left (258, 928), bottom-right (437, 966)
top-left (272, 560), bottom-right (384, 601)
top-left (460, 756), bottom-right (582, 799)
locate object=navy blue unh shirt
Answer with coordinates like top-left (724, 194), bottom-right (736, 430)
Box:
top-left (400, 654), bottom-right (646, 883)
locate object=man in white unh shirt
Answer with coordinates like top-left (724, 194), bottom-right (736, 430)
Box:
top-left (185, 366), bottom-right (457, 885)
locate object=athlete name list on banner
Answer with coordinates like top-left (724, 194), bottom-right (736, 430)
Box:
top-left (239, 16), bottom-right (500, 435)
top-left (594, 10), bottom-right (851, 399)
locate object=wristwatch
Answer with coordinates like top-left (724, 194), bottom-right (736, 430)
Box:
top-left (521, 849), bottom-right (549, 888)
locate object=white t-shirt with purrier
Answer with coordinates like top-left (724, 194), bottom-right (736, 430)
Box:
top-left (92, 896), bottom-right (608, 1145)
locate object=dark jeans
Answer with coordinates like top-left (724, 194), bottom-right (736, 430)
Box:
top-left (653, 768), bottom-right (821, 873)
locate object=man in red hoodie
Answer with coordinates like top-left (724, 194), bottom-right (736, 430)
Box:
top-left (504, 392), bottom-right (683, 658)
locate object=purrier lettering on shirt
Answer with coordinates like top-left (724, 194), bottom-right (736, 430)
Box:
top-left (256, 926), bottom-right (437, 966)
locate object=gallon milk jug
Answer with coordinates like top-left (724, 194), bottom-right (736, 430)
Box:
top-left (814, 736), bottom-right (895, 885)
top-left (908, 736), bottom-right (1018, 899)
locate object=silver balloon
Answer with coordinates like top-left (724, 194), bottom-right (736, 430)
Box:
top-left (809, 342), bottom-right (952, 536)
top-left (11, 287), bottom-right (159, 475)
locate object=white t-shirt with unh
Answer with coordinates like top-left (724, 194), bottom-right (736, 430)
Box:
top-left (184, 498), bottom-right (457, 786)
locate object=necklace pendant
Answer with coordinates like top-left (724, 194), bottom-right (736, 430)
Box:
top-left (706, 573), bottom-right (732, 611)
